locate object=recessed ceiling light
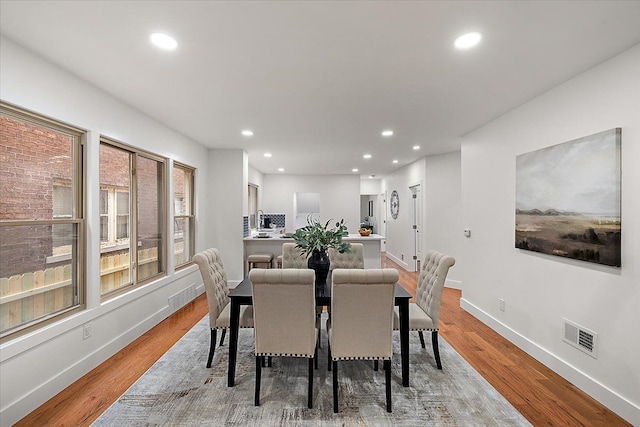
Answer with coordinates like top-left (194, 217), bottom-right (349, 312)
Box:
top-left (363, 154), bottom-right (372, 159)
top-left (381, 130), bottom-right (394, 137)
top-left (413, 145), bottom-right (420, 150)
top-left (352, 168), bottom-right (359, 173)
top-left (392, 159), bottom-right (398, 164)
top-left (150, 33), bottom-right (178, 50)
top-left (242, 130), bottom-right (254, 136)
top-left (264, 153), bottom-right (272, 158)
top-left (454, 32), bottom-right (482, 50)
top-left (369, 175), bottom-right (375, 179)
top-left (278, 168), bottom-right (284, 172)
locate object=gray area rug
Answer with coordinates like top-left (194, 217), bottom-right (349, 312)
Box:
top-left (94, 315), bottom-right (531, 426)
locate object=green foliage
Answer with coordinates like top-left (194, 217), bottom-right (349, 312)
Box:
top-left (292, 216), bottom-right (351, 257)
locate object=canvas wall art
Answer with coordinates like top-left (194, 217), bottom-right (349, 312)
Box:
top-left (515, 128), bottom-right (621, 267)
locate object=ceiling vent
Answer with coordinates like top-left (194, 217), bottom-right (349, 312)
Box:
top-left (562, 318), bottom-right (598, 359)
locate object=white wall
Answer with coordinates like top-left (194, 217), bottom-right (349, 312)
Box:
top-left (382, 158), bottom-right (427, 270)
top-left (460, 45), bottom-right (640, 424)
top-left (382, 154), bottom-right (463, 283)
top-left (360, 178), bottom-right (381, 195)
top-left (424, 151), bottom-right (463, 288)
top-left (261, 174), bottom-right (361, 233)
top-left (208, 149), bottom-right (247, 287)
top-left (0, 38), bottom-right (211, 425)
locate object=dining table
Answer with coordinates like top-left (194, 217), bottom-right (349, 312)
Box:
top-left (227, 274), bottom-right (412, 387)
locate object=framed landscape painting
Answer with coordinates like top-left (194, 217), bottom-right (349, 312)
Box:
top-left (515, 128), bottom-right (621, 267)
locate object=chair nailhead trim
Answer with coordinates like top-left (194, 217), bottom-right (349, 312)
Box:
top-left (256, 352), bottom-right (314, 358)
top-left (332, 356), bottom-right (392, 361)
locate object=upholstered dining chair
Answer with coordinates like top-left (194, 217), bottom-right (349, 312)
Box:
top-left (393, 250), bottom-right (455, 369)
top-left (327, 268), bottom-right (399, 413)
top-left (249, 268), bottom-right (318, 408)
top-left (281, 242), bottom-right (308, 268)
top-left (328, 243), bottom-right (364, 270)
top-left (193, 248), bottom-right (254, 368)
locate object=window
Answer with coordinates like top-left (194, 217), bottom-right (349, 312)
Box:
top-left (248, 184), bottom-right (258, 229)
top-left (99, 187), bottom-right (130, 245)
top-left (173, 163), bottom-right (195, 268)
top-left (0, 102), bottom-right (85, 339)
top-left (99, 138), bottom-right (166, 297)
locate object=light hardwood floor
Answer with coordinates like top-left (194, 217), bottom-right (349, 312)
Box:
top-left (15, 257), bottom-right (629, 426)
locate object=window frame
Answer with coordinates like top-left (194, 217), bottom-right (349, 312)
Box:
top-left (248, 183), bottom-right (258, 230)
top-left (173, 162), bottom-right (195, 270)
top-left (0, 102), bottom-right (86, 341)
top-left (99, 137), bottom-right (167, 300)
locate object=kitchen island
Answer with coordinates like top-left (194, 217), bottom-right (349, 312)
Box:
top-left (243, 232), bottom-right (384, 275)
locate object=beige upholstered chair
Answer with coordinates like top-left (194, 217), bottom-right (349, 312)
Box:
top-left (393, 250), bottom-right (455, 369)
top-left (281, 243), bottom-right (308, 268)
top-left (327, 268), bottom-right (399, 413)
top-left (249, 268), bottom-right (318, 408)
top-left (193, 248), bottom-right (254, 368)
top-left (328, 243), bottom-right (364, 270)
top-left (247, 253), bottom-right (273, 270)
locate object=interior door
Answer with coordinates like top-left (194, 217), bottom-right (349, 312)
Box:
top-left (410, 184), bottom-right (422, 272)
top-left (378, 193), bottom-right (386, 252)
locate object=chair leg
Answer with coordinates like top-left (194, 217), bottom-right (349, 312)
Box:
top-left (219, 329), bottom-right (226, 346)
top-left (308, 357), bottom-right (314, 409)
top-left (384, 360), bottom-right (392, 412)
top-left (207, 329), bottom-right (217, 368)
top-left (268, 356), bottom-right (272, 367)
top-left (432, 330), bottom-right (442, 369)
top-left (327, 343), bottom-right (332, 371)
top-left (314, 343), bottom-right (319, 369)
top-left (418, 331), bottom-right (426, 348)
top-left (374, 360), bottom-right (379, 371)
top-left (332, 361), bottom-right (339, 413)
top-left (255, 356), bottom-right (262, 406)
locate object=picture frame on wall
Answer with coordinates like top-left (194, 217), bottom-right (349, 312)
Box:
top-left (515, 128), bottom-right (621, 267)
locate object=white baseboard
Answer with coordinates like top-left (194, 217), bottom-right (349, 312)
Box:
top-left (386, 252), bottom-right (410, 271)
top-left (460, 297), bottom-right (640, 426)
top-left (445, 278), bottom-right (462, 290)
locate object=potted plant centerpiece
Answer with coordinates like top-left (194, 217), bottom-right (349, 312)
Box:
top-left (292, 216), bottom-right (351, 286)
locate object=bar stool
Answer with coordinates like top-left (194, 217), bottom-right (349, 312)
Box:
top-left (248, 254), bottom-right (273, 270)
top-left (276, 255), bottom-right (283, 268)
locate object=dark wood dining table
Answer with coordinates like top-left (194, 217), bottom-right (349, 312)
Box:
top-left (227, 275), bottom-right (412, 387)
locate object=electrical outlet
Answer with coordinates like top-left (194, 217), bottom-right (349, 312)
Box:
top-left (499, 298), bottom-right (505, 312)
top-left (83, 323), bottom-right (92, 340)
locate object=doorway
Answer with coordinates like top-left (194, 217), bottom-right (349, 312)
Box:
top-left (410, 184), bottom-right (422, 272)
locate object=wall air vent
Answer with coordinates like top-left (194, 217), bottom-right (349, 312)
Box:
top-left (562, 318), bottom-right (598, 359)
top-left (168, 284), bottom-right (196, 314)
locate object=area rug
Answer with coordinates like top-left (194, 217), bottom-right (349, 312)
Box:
top-left (94, 315), bottom-right (531, 426)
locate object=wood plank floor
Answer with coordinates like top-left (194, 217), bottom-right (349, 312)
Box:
top-left (16, 257), bottom-right (630, 426)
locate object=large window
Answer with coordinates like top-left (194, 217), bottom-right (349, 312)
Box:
top-left (248, 184), bottom-right (258, 229)
top-left (173, 163), bottom-right (195, 268)
top-left (99, 138), bottom-right (166, 297)
top-left (0, 103), bottom-right (85, 339)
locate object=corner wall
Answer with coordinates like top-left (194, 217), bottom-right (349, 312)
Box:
top-left (460, 44), bottom-right (640, 424)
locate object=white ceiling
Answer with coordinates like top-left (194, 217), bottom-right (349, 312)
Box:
top-left (2, 1), bottom-right (640, 177)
